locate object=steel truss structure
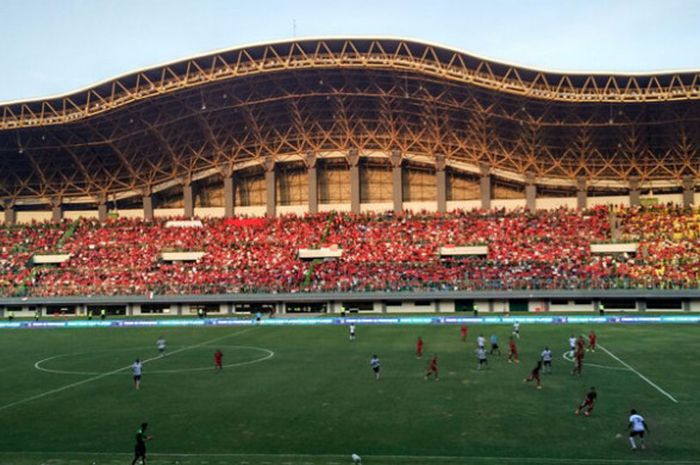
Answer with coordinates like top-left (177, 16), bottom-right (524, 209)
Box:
top-left (0, 38), bottom-right (699, 206)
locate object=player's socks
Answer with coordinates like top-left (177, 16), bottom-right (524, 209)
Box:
top-left (629, 437), bottom-right (636, 449)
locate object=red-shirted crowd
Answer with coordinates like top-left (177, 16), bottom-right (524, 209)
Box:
top-left (1, 204), bottom-right (700, 297)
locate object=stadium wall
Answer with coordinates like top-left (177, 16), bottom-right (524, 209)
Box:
top-left (0, 195), bottom-right (669, 223)
top-left (2, 291), bottom-right (699, 318)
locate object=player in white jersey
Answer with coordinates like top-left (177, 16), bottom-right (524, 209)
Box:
top-left (476, 347), bottom-right (488, 370)
top-left (540, 347), bottom-right (553, 374)
top-left (512, 321), bottom-right (521, 339)
top-left (477, 334), bottom-right (486, 350)
top-left (349, 323), bottom-right (356, 341)
top-left (370, 355), bottom-right (380, 380)
top-left (628, 409), bottom-right (649, 450)
top-left (351, 453), bottom-right (362, 464)
top-left (568, 335), bottom-right (577, 357)
top-left (156, 336), bottom-right (166, 356)
top-left (131, 359), bottom-right (143, 390)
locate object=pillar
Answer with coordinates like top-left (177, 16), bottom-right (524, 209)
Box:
top-left (435, 153), bottom-right (447, 213)
top-left (348, 149), bottom-right (360, 214)
top-left (525, 172), bottom-right (536, 212)
top-left (479, 162), bottom-right (491, 210)
top-left (629, 176), bottom-right (641, 207)
top-left (306, 151), bottom-right (318, 214)
top-left (264, 156), bottom-right (276, 217)
top-left (682, 175), bottom-right (695, 207)
top-left (637, 300), bottom-right (647, 312)
top-left (390, 149), bottom-right (403, 214)
top-left (183, 182), bottom-right (194, 218)
top-left (223, 175), bottom-right (235, 218)
top-left (97, 197), bottom-right (108, 222)
top-left (143, 194), bottom-right (154, 221)
top-left (51, 200), bottom-right (63, 223)
top-left (576, 176), bottom-right (587, 209)
top-left (2, 200), bottom-right (15, 225)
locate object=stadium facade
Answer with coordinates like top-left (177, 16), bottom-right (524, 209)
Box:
top-left (2, 38), bottom-right (700, 317)
top-left (1, 38), bottom-right (699, 223)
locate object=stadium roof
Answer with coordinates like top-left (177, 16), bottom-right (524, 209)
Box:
top-left (1, 38), bottom-right (699, 205)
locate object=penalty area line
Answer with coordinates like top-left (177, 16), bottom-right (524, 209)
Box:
top-left (598, 343), bottom-right (678, 404)
top-left (0, 327), bottom-right (254, 412)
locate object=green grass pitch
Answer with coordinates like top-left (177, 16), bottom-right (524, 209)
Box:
top-left (0, 322), bottom-right (699, 465)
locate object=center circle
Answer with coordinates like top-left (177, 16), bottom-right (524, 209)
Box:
top-left (34, 345), bottom-right (274, 376)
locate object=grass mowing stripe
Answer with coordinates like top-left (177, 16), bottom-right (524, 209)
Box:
top-left (0, 327), bottom-right (253, 412)
top-left (598, 343), bottom-right (678, 403)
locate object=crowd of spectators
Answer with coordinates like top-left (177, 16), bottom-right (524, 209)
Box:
top-left (2, 205), bottom-right (700, 297)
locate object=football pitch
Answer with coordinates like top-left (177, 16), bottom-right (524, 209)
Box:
top-left (0, 320), bottom-right (699, 465)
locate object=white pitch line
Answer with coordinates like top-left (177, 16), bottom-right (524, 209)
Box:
top-left (0, 327), bottom-right (253, 412)
top-left (598, 343), bottom-right (679, 403)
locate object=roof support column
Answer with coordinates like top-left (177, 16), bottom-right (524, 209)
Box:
top-left (223, 174), bottom-right (235, 218)
top-left (265, 156), bottom-right (276, 217)
top-left (183, 181), bottom-right (194, 218)
top-left (682, 175), bottom-right (695, 207)
top-left (435, 153), bottom-right (447, 213)
top-left (348, 149), bottom-right (360, 214)
top-left (629, 176), bottom-right (641, 207)
top-left (142, 192), bottom-right (154, 222)
top-left (306, 151), bottom-right (318, 214)
top-left (51, 199), bottom-right (63, 223)
top-left (390, 149), bottom-right (403, 214)
top-left (2, 200), bottom-right (15, 225)
top-left (525, 172), bottom-right (536, 213)
top-left (97, 196), bottom-right (108, 222)
top-left (576, 176), bottom-right (587, 210)
top-left (480, 162), bottom-right (491, 210)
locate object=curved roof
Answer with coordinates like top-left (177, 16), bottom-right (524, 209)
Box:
top-left (0, 38), bottom-right (699, 205)
top-left (2, 37), bottom-right (700, 129)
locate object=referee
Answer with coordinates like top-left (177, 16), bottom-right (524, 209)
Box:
top-left (131, 422), bottom-right (153, 465)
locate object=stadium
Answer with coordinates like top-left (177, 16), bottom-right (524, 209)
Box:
top-left (1, 36), bottom-right (700, 465)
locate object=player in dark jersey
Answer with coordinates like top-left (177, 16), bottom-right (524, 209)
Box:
top-left (416, 336), bottom-right (424, 358)
top-left (575, 387), bottom-right (597, 416)
top-left (131, 422), bottom-right (153, 465)
top-left (523, 361), bottom-right (543, 389)
top-left (571, 344), bottom-right (584, 376)
top-left (588, 330), bottom-right (597, 352)
top-left (214, 350), bottom-right (223, 372)
top-left (424, 354), bottom-right (439, 381)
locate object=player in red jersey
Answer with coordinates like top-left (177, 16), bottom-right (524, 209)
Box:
top-left (460, 325), bottom-right (468, 342)
top-left (424, 354), bottom-right (439, 381)
top-left (523, 361), bottom-right (542, 389)
top-left (571, 346), bottom-right (584, 375)
top-left (214, 349), bottom-right (223, 372)
top-left (416, 336), bottom-right (424, 358)
top-left (576, 335), bottom-right (586, 355)
top-left (587, 330), bottom-right (597, 352)
top-left (508, 336), bottom-right (519, 364)
top-left (575, 386), bottom-right (597, 416)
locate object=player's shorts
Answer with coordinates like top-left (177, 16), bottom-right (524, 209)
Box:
top-left (491, 343), bottom-right (499, 349)
top-left (134, 444), bottom-right (146, 457)
top-left (372, 366), bottom-right (380, 374)
top-left (133, 375), bottom-right (141, 381)
top-left (543, 360), bottom-right (552, 366)
top-left (630, 430), bottom-right (645, 438)
top-left (583, 399), bottom-right (595, 407)
top-left (350, 331), bottom-right (356, 336)
top-left (478, 358), bottom-right (487, 364)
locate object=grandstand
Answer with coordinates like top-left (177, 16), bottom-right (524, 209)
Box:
top-left (2, 38), bottom-right (700, 316)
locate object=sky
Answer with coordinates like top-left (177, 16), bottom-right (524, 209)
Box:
top-left (1, 0), bottom-right (699, 103)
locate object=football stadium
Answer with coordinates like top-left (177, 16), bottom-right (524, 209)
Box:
top-left (1, 33), bottom-right (700, 465)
